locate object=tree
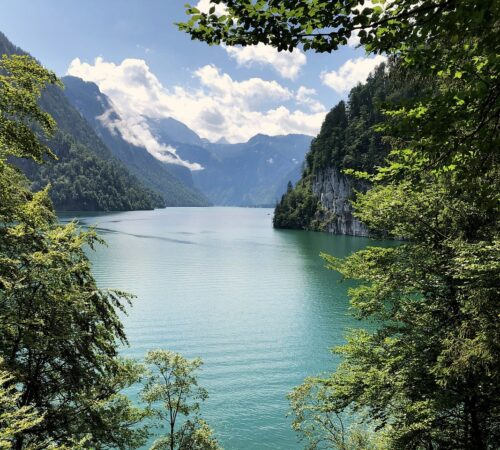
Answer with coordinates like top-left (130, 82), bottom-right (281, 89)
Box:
top-left (141, 350), bottom-right (222, 450)
top-left (0, 361), bottom-right (43, 450)
top-left (180, 1), bottom-right (500, 448)
top-left (273, 178), bottom-right (320, 230)
top-left (0, 54), bottom-right (149, 448)
top-left (288, 375), bottom-right (389, 450)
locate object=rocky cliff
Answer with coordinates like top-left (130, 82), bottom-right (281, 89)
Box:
top-left (273, 62), bottom-right (401, 235)
top-left (311, 167), bottom-right (369, 236)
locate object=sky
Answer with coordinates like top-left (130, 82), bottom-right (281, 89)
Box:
top-left (0, 0), bottom-right (386, 145)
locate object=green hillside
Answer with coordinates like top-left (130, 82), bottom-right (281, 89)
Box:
top-left (0, 31), bottom-right (164, 211)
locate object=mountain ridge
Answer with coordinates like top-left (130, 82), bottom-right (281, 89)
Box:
top-left (61, 73), bottom-right (313, 207)
top-left (61, 75), bottom-right (211, 206)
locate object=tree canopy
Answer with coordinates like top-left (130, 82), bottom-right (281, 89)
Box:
top-left (141, 350), bottom-right (221, 450)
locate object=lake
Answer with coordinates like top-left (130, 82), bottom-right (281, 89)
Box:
top-left (60, 207), bottom-right (375, 450)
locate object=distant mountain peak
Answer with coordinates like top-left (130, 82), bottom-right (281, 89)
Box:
top-left (247, 132), bottom-right (314, 145)
top-left (146, 116), bottom-right (204, 147)
top-left (215, 136), bottom-right (230, 145)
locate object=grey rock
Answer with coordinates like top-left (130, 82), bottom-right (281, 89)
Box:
top-left (312, 166), bottom-right (369, 236)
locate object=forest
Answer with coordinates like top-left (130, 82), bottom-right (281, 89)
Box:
top-left (0, 0), bottom-right (499, 449)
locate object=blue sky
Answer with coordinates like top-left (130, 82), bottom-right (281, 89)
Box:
top-left (0, 0), bottom-right (385, 144)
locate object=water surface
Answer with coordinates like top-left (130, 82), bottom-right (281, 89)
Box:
top-left (61, 207), bottom-right (375, 449)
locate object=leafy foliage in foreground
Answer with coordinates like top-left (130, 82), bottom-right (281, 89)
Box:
top-left (0, 362), bottom-right (43, 449)
top-left (0, 54), bottom-right (149, 449)
top-left (142, 350), bottom-right (222, 450)
top-left (288, 377), bottom-right (389, 450)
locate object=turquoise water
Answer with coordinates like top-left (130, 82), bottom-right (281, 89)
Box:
top-left (61, 207), bottom-right (374, 450)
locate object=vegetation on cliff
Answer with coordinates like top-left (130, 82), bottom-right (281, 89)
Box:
top-left (273, 180), bottom-right (321, 230)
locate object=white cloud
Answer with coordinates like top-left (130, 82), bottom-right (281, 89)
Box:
top-left (224, 43), bottom-right (306, 80)
top-left (320, 55), bottom-right (387, 94)
top-left (67, 57), bottom-right (325, 145)
top-left (98, 107), bottom-right (203, 170)
top-left (194, 0), bottom-right (228, 16)
top-left (296, 86), bottom-right (326, 113)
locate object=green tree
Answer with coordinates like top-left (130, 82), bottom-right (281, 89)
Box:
top-left (289, 376), bottom-right (389, 450)
top-left (0, 361), bottom-right (43, 450)
top-left (315, 177), bottom-right (499, 449)
top-left (0, 54), bottom-right (149, 448)
top-left (141, 350), bottom-right (222, 450)
top-left (180, 1), bottom-right (500, 448)
top-left (273, 178), bottom-right (320, 230)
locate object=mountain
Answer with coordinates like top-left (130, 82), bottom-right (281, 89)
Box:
top-left (63, 82), bottom-right (313, 207)
top-left (273, 61), bottom-right (424, 234)
top-left (0, 31), bottom-right (164, 211)
top-left (146, 117), bottom-right (205, 147)
top-left (215, 137), bottom-right (230, 145)
top-left (187, 134), bottom-right (312, 206)
top-left (135, 117), bottom-right (313, 206)
top-left (61, 76), bottom-right (210, 206)
top-left (57, 73), bottom-right (311, 208)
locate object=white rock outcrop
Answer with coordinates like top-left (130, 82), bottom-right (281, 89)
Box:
top-left (312, 167), bottom-right (369, 236)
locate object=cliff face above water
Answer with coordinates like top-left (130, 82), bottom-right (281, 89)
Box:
top-left (311, 167), bottom-right (369, 236)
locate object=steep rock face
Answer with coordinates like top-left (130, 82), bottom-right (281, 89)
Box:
top-left (312, 167), bottom-right (369, 236)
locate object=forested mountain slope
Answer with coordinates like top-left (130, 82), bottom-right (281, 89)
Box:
top-left (0, 31), bottom-right (164, 211)
top-left (62, 76), bottom-right (211, 206)
top-left (274, 62), bottom-right (423, 234)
